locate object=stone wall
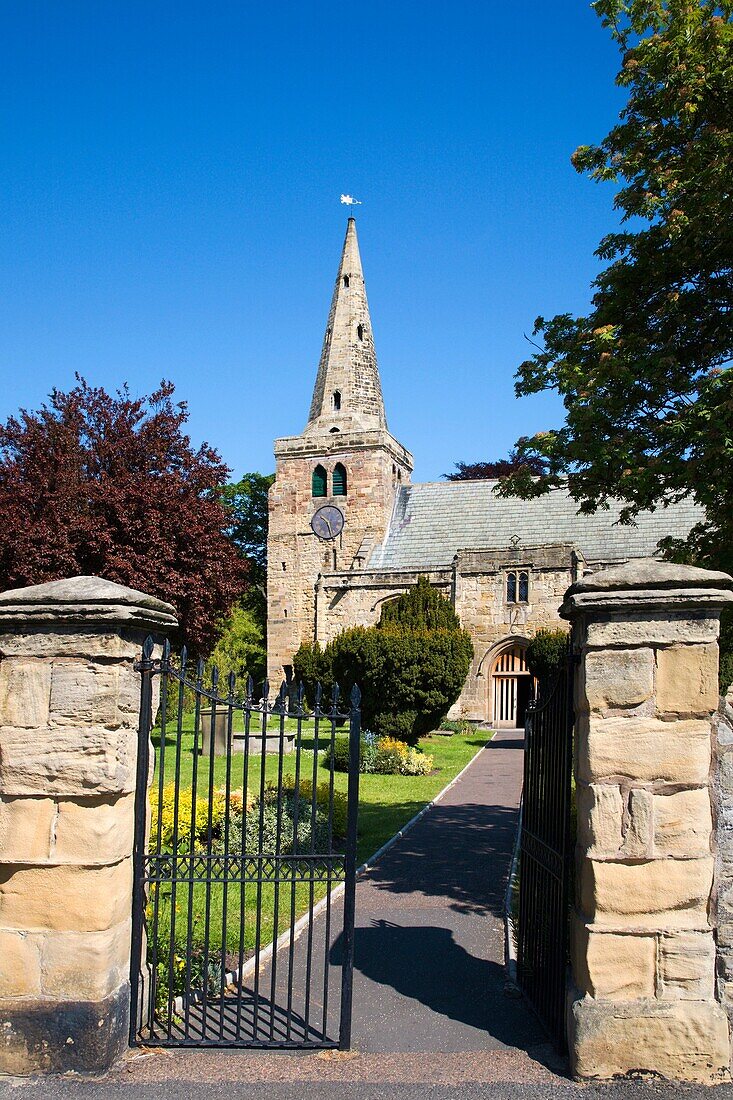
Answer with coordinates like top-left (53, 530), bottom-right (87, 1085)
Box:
top-left (0, 576), bottom-right (176, 1075)
top-left (309, 544), bottom-right (582, 722)
top-left (563, 559), bottom-right (733, 1084)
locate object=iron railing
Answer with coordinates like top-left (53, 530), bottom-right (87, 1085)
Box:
top-left (516, 652), bottom-right (574, 1050)
top-left (130, 638), bottom-right (361, 1050)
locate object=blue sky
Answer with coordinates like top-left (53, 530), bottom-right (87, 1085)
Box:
top-left (0, 1), bottom-right (625, 483)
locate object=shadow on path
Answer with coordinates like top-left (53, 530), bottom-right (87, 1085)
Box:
top-left (331, 920), bottom-right (541, 1051)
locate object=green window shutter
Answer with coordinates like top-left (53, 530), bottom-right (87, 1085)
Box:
top-left (312, 465), bottom-right (327, 497)
top-left (332, 463), bottom-right (347, 496)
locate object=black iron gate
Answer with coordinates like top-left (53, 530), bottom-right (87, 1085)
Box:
top-left (516, 652), bottom-right (574, 1049)
top-left (130, 638), bottom-right (361, 1050)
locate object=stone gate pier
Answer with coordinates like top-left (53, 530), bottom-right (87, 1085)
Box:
top-left (562, 559), bottom-right (733, 1084)
top-left (0, 577), bottom-right (176, 1075)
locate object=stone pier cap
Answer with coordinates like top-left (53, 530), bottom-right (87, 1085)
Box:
top-left (560, 557), bottom-right (733, 619)
top-left (0, 575), bottom-right (178, 632)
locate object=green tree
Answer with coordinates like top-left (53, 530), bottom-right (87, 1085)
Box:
top-left (378, 575), bottom-right (461, 631)
top-left (329, 625), bottom-right (473, 743)
top-left (221, 472), bottom-right (275, 631)
top-left (501, 0), bottom-right (732, 536)
top-left (499, 1), bottom-right (733, 688)
top-left (209, 603), bottom-right (267, 692)
top-left (526, 629), bottom-right (570, 692)
top-left (293, 578), bottom-right (473, 741)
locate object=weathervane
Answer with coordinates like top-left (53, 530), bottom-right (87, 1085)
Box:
top-left (340, 194), bottom-right (362, 209)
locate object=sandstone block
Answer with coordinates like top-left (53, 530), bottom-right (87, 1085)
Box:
top-left (0, 627), bottom-right (143, 661)
top-left (48, 662), bottom-right (120, 727)
top-left (577, 715), bottom-right (711, 785)
top-left (0, 723), bottom-right (137, 796)
top-left (583, 648), bottom-right (654, 713)
top-left (41, 919), bottom-right (131, 1000)
top-left (0, 930), bottom-right (42, 997)
top-left (570, 997), bottom-right (730, 1083)
top-left (656, 644), bottom-right (719, 718)
top-left (0, 796), bottom-right (56, 863)
top-left (579, 857), bottom-right (713, 928)
top-left (659, 930), bottom-right (715, 1000)
top-left (585, 613), bottom-right (721, 649)
top-left (623, 788), bottom-right (653, 858)
top-left (0, 859), bottom-right (131, 932)
top-left (53, 793), bottom-right (135, 864)
top-left (576, 783), bottom-right (623, 856)
top-left (0, 659), bottom-right (51, 728)
top-left (654, 789), bottom-right (712, 857)
top-left (572, 922), bottom-right (655, 999)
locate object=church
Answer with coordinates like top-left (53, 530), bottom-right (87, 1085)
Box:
top-left (266, 218), bottom-right (702, 727)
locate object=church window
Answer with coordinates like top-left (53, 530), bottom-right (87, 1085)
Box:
top-left (506, 571), bottom-right (529, 604)
top-left (333, 390), bottom-right (341, 411)
top-left (332, 463), bottom-right (347, 496)
top-left (343, 275), bottom-right (350, 288)
top-left (357, 323), bottom-right (364, 341)
top-left (329, 427), bottom-right (340, 433)
top-left (312, 464), bottom-right (327, 497)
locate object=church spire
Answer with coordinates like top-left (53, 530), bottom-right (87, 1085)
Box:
top-left (306, 217), bottom-right (387, 433)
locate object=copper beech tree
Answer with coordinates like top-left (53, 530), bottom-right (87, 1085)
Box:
top-left (0, 377), bottom-right (246, 653)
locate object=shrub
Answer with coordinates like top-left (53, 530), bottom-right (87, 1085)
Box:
top-left (373, 736), bottom-right (408, 774)
top-left (292, 640), bottom-right (332, 708)
top-left (378, 575), bottom-right (461, 631)
top-left (327, 733), bottom-right (433, 777)
top-left (526, 629), bottom-right (569, 690)
top-left (402, 746), bottom-right (434, 776)
top-left (328, 732), bottom-right (376, 774)
top-left (439, 718), bottom-right (471, 735)
top-left (329, 624), bottom-right (473, 743)
top-left (151, 783), bottom-right (229, 852)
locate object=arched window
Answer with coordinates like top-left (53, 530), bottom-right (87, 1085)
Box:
top-left (333, 390), bottom-right (341, 411)
top-left (332, 463), bottom-right (347, 496)
top-left (518, 571), bottom-right (529, 603)
top-left (357, 323), bottom-right (364, 341)
top-left (506, 572), bottom-right (517, 603)
top-left (343, 275), bottom-right (350, 288)
top-left (312, 464), bottom-right (327, 498)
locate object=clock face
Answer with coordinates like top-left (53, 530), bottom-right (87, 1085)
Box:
top-left (311, 504), bottom-right (345, 541)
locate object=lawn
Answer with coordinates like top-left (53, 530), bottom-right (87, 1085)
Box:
top-left (145, 716), bottom-right (489, 1006)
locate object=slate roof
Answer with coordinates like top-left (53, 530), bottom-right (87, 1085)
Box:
top-left (369, 480), bottom-right (704, 571)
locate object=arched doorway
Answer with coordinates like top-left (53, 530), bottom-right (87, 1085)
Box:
top-left (491, 642), bottom-right (532, 728)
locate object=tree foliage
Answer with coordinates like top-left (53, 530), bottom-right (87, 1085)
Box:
top-left (443, 450), bottom-right (548, 481)
top-left (378, 575), bottom-right (461, 630)
top-left (0, 377), bottom-right (245, 653)
top-left (293, 579), bottom-right (473, 741)
top-left (220, 471), bottom-right (275, 632)
top-left (208, 603), bottom-right (267, 691)
top-left (499, 1), bottom-right (733, 556)
top-left (328, 625), bottom-right (474, 743)
top-left (526, 629), bottom-right (570, 690)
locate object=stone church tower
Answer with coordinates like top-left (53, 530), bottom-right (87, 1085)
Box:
top-left (267, 218), bottom-right (413, 682)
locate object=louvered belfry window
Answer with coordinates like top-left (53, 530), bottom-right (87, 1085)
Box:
top-left (312, 464), bottom-right (327, 498)
top-left (332, 463), bottom-right (347, 496)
